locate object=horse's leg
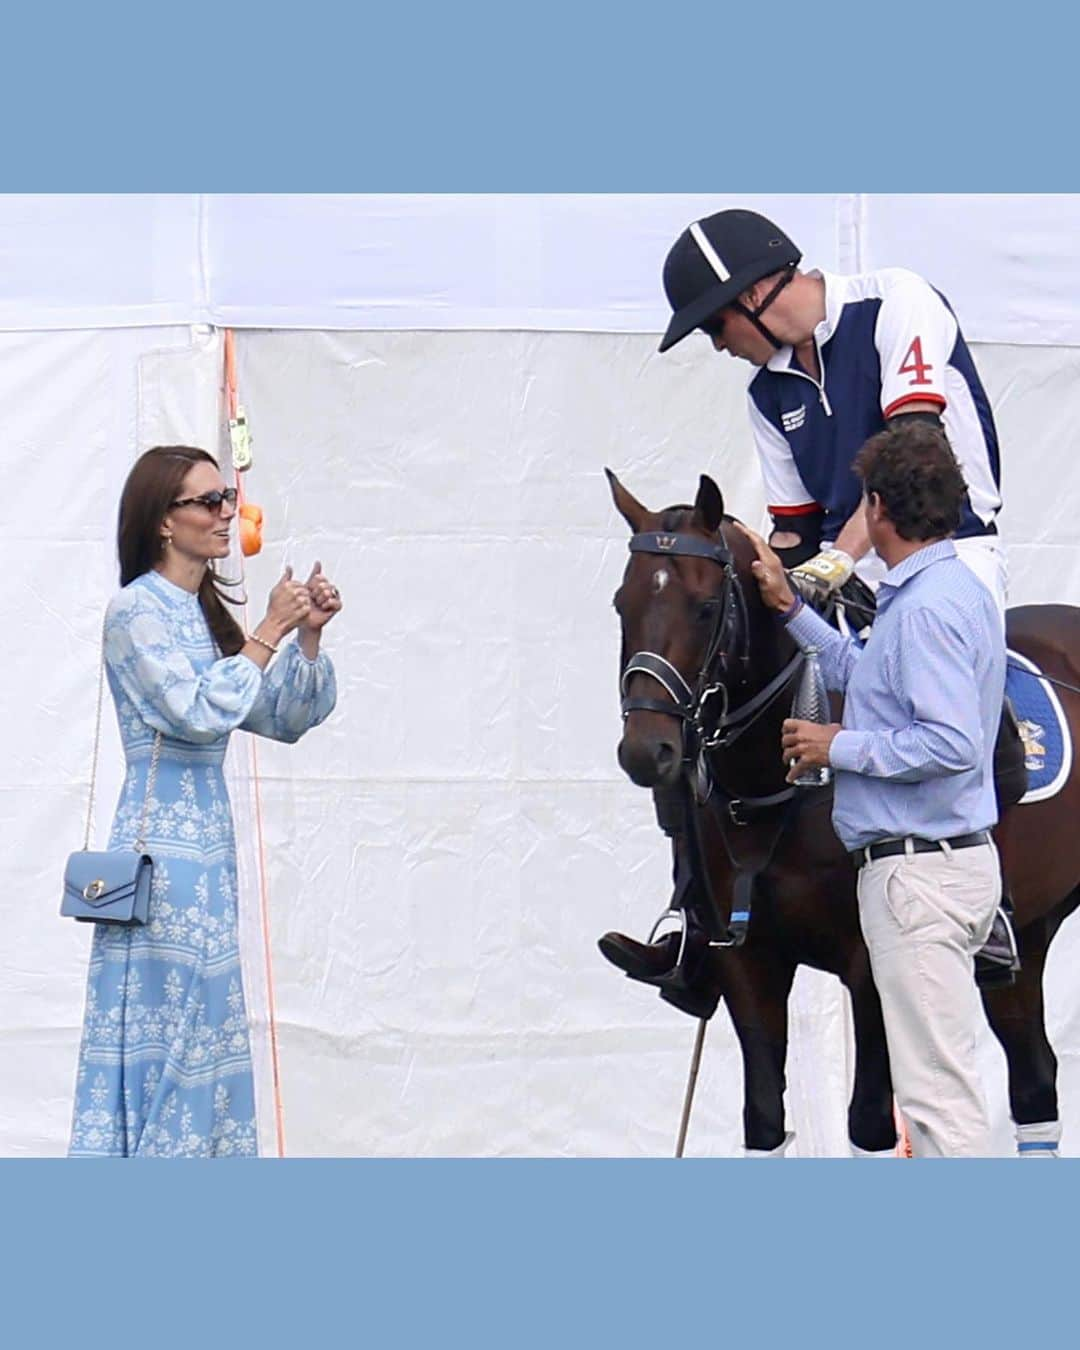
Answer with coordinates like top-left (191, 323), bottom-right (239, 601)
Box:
top-left (981, 891), bottom-right (1078, 1157)
top-left (843, 947), bottom-right (897, 1155)
top-left (719, 947), bottom-right (797, 1154)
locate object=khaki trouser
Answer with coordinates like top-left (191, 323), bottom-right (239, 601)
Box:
top-left (856, 840), bottom-right (1000, 1157)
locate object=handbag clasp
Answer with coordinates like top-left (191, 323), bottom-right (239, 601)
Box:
top-left (83, 879), bottom-right (106, 901)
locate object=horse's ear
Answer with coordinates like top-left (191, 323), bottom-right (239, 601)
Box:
top-left (693, 475), bottom-right (725, 534)
top-left (606, 467), bottom-right (648, 532)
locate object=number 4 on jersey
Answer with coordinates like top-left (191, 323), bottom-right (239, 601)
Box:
top-left (898, 336), bottom-right (933, 385)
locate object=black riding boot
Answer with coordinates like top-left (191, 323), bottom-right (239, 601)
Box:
top-left (598, 930), bottom-right (680, 978)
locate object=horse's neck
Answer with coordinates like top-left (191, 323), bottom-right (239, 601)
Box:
top-left (712, 701), bottom-right (792, 797)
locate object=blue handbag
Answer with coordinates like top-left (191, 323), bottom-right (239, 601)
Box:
top-left (62, 848), bottom-right (153, 924)
top-left (61, 650), bottom-right (162, 927)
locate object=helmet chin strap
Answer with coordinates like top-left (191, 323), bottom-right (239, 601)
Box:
top-left (732, 265), bottom-right (796, 351)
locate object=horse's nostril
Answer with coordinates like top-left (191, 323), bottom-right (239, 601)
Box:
top-left (655, 742), bottom-right (678, 779)
top-left (619, 734), bottom-right (679, 788)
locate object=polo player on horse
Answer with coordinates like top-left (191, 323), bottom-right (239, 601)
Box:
top-left (601, 206), bottom-right (1025, 987)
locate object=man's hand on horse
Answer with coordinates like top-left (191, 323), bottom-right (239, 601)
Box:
top-left (733, 523), bottom-right (798, 612)
top-left (782, 718), bottom-right (841, 783)
top-left (788, 547), bottom-right (854, 603)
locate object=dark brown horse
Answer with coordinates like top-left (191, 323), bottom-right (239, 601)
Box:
top-left (604, 469), bottom-right (1080, 1154)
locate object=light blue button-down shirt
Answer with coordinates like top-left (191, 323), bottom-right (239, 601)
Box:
top-left (786, 540), bottom-right (1006, 851)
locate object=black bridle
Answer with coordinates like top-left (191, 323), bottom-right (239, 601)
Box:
top-left (619, 528), bottom-right (804, 759)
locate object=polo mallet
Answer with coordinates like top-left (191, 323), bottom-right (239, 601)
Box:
top-left (675, 1017), bottom-right (708, 1157)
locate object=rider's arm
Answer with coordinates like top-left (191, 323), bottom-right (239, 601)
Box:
top-left (874, 273), bottom-right (954, 420)
top-left (830, 501), bottom-right (871, 564)
top-left (829, 405), bottom-right (946, 562)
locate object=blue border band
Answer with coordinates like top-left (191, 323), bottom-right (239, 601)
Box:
top-left (1, 4), bottom-right (1077, 188)
top-left (4, 4), bottom-right (1079, 1343)
top-left (2, 1160), bottom-right (1075, 1346)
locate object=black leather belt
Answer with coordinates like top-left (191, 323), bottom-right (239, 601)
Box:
top-left (851, 831), bottom-right (991, 869)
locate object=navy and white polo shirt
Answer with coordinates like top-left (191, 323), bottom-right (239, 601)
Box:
top-left (747, 268), bottom-right (1001, 542)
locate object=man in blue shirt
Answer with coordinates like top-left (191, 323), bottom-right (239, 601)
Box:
top-left (741, 421), bottom-right (1004, 1156)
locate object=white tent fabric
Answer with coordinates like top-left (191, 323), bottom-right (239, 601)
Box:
top-left (6, 193), bottom-right (1080, 342)
top-left (5, 195), bottom-right (1080, 1156)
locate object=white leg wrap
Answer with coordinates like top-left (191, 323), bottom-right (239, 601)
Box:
top-left (1016, 1120), bottom-right (1060, 1157)
top-left (850, 1143), bottom-right (895, 1158)
top-left (744, 1131), bottom-right (794, 1158)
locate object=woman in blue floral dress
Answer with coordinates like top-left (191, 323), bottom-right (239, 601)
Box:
top-left (70, 446), bottom-right (339, 1156)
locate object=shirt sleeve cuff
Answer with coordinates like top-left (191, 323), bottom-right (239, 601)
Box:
top-left (829, 729), bottom-right (868, 772)
top-left (289, 636), bottom-right (325, 666)
top-left (785, 604), bottom-right (837, 648)
top-left (234, 652), bottom-right (266, 677)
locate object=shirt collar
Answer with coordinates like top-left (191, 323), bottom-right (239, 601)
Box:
top-left (879, 539), bottom-right (957, 594)
top-left (143, 569), bottom-right (201, 605)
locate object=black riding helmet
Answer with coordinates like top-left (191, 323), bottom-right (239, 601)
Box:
top-left (659, 209), bottom-right (802, 353)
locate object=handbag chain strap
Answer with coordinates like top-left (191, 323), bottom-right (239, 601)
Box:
top-left (133, 731), bottom-right (163, 854)
top-left (82, 630), bottom-right (162, 854)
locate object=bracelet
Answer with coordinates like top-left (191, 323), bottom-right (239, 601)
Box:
top-left (780, 593), bottom-right (804, 624)
top-left (247, 632), bottom-right (279, 655)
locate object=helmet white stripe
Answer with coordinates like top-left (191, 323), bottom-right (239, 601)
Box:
top-left (690, 221), bottom-right (731, 282)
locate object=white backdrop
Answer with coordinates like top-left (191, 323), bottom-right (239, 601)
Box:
top-left (8, 193), bottom-right (1080, 343)
top-left (4, 195), bottom-right (1080, 1156)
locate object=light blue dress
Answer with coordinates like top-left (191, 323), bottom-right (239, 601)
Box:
top-left (69, 570), bottom-right (336, 1156)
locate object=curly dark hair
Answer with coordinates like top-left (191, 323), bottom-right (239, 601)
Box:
top-left (853, 421), bottom-right (968, 541)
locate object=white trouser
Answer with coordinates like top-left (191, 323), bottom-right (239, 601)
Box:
top-left (855, 533), bottom-right (1008, 626)
top-left (954, 535), bottom-right (1008, 627)
top-left (856, 840), bottom-right (1001, 1157)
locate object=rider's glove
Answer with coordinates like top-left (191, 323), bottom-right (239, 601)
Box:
top-left (789, 547), bottom-right (855, 603)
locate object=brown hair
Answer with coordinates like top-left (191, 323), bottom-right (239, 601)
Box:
top-left (117, 446), bottom-right (246, 656)
top-left (853, 421), bottom-right (967, 541)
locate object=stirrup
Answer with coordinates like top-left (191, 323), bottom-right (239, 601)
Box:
top-left (647, 907), bottom-right (689, 970)
top-left (975, 905), bottom-right (1021, 989)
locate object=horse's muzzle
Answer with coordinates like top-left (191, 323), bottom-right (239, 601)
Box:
top-left (617, 729), bottom-right (681, 788)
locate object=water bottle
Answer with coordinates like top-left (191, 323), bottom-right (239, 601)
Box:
top-left (790, 646), bottom-right (832, 788)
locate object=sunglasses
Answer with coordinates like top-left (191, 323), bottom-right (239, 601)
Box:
top-left (171, 488), bottom-right (239, 514)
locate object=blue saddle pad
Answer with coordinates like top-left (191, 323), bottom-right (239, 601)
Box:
top-left (1006, 651), bottom-right (1073, 803)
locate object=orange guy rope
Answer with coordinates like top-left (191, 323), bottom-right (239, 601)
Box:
top-left (225, 328), bottom-right (285, 1157)
top-left (895, 1103), bottom-right (913, 1157)
top-left (225, 329), bottom-right (263, 554)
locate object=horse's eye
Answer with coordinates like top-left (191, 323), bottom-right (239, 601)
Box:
top-left (612, 590), bottom-right (624, 613)
top-left (695, 599), bottom-right (720, 623)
